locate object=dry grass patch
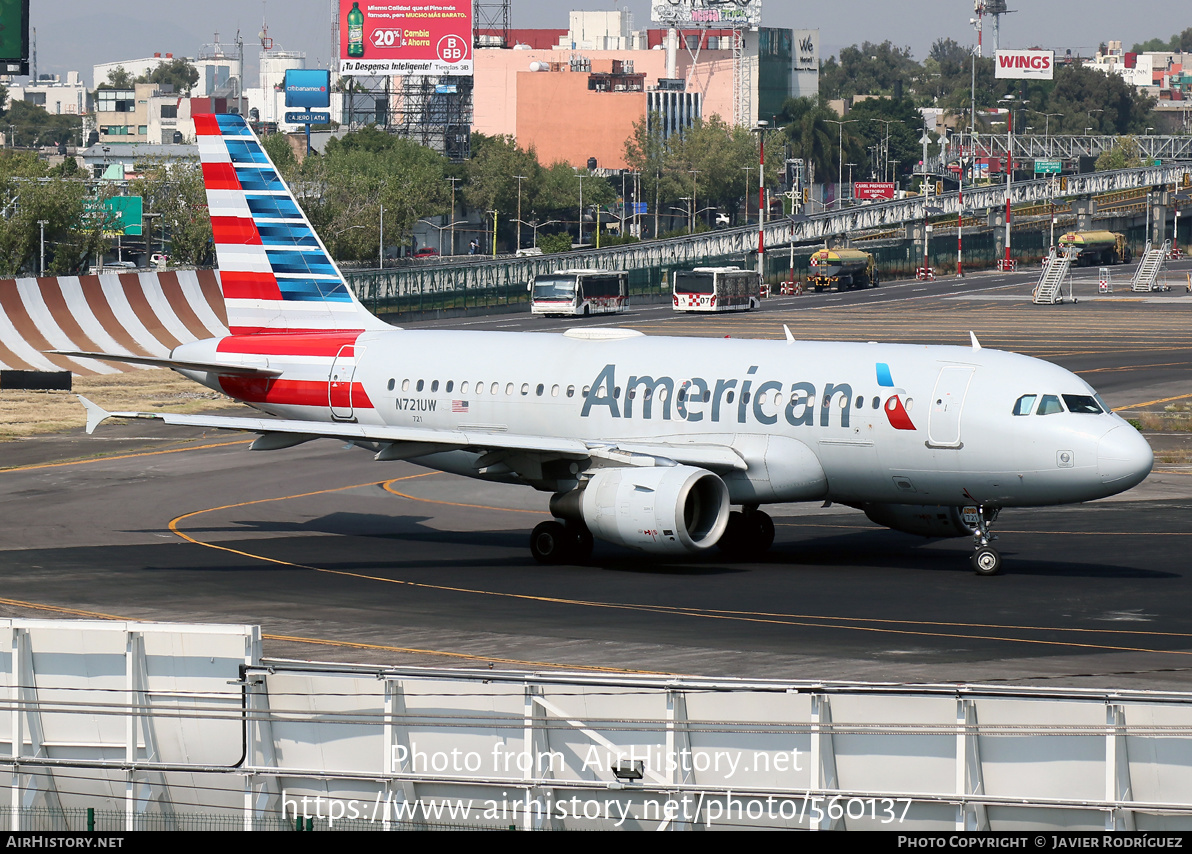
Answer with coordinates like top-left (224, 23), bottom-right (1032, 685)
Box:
top-left (1, 369), bottom-right (232, 440)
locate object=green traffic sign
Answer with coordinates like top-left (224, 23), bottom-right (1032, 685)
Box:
top-left (1034, 160), bottom-right (1062, 174)
top-left (82, 196), bottom-right (143, 236)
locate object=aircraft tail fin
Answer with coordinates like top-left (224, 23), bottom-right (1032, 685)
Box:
top-left (195, 113), bottom-right (389, 335)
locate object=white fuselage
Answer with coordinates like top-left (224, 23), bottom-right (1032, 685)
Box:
top-left (176, 329), bottom-right (1154, 509)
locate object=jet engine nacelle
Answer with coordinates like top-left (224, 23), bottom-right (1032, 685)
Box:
top-left (859, 503), bottom-right (979, 538)
top-left (552, 465), bottom-right (730, 554)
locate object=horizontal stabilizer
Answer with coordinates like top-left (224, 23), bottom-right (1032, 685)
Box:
top-left (51, 350), bottom-right (282, 377)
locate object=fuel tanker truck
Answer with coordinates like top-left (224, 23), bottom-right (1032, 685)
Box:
top-left (1057, 230), bottom-right (1132, 266)
top-left (806, 247), bottom-right (879, 291)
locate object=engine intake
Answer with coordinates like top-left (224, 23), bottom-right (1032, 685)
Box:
top-left (551, 465), bottom-right (730, 554)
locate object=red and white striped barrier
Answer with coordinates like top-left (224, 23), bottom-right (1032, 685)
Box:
top-left (0, 269), bottom-right (228, 375)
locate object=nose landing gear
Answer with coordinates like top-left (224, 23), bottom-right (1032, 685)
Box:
top-left (967, 506), bottom-right (1002, 576)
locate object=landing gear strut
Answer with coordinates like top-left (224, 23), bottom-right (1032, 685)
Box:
top-left (529, 519), bottom-right (593, 565)
top-left (717, 506), bottom-right (775, 559)
top-left (968, 506), bottom-right (1002, 576)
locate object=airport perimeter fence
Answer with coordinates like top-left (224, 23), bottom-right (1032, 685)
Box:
top-left (344, 222), bottom-right (1092, 319)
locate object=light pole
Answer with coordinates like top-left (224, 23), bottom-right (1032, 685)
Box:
top-left (379, 204), bottom-right (384, 269)
top-left (751, 122), bottom-right (768, 277)
top-left (447, 176), bottom-right (461, 255)
top-left (845, 162), bottom-right (856, 205)
top-left (575, 171), bottom-right (587, 245)
top-left (37, 219), bottom-right (47, 276)
top-left (514, 175), bottom-right (527, 250)
top-left (826, 119), bottom-right (858, 209)
top-left (687, 169), bottom-right (700, 234)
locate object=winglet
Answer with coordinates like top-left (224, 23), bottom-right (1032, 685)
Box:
top-left (969, 331), bottom-right (982, 351)
top-left (78, 396), bottom-right (111, 435)
top-left (783, 324), bottom-right (795, 344)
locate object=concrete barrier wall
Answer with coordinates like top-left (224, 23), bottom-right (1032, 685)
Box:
top-left (0, 270), bottom-right (228, 375)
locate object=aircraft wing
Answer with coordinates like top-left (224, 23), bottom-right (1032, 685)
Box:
top-left (78, 398), bottom-right (747, 472)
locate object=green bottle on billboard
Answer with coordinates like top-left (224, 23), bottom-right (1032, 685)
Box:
top-left (347, 2), bottom-right (365, 58)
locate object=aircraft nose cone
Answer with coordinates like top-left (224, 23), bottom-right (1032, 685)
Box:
top-left (1097, 424), bottom-right (1153, 489)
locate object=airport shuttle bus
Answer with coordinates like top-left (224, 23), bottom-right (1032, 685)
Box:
top-left (530, 269), bottom-right (628, 317)
top-left (672, 267), bottom-right (762, 312)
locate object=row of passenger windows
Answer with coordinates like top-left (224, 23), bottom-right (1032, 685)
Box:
top-left (1013, 393), bottom-right (1105, 416)
top-left (386, 377), bottom-right (906, 411)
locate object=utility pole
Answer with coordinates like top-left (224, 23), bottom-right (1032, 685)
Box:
top-left (38, 220), bottom-right (47, 276)
top-left (514, 175), bottom-right (527, 251)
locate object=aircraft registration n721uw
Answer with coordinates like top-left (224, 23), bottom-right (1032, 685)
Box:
top-left (61, 114), bottom-right (1153, 575)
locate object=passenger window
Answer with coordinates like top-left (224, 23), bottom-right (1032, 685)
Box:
top-left (536, 383), bottom-right (544, 396)
top-left (431, 380), bottom-right (439, 392)
top-left (551, 385), bottom-right (559, 397)
top-left (416, 379), bottom-right (424, 392)
top-left (1062, 394), bottom-right (1103, 414)
top-left (402, 379), bottom-right (410, 392)
top-left (1036, 394), bottom-right (1063, 416)
top-left (566, 386), bottom-right (575, 398)
top-left (491, 382), bottom-right (499, 395)
top-left (521, 383), bottom-right (529, 396)
top-left (461, 381), bottom-right (469, 394)
top-left (872, 396), bottom-right (880, 409)
top-left (445, 380), bottom-right (453, 393)
top-left (726, 391), bottom-right (735, 404)
top-left (505, 383), bottom-right (514, 395)
top-left (387, 378), bottom-right (395, 391)
top-left (1013, 394), bottom-right (1036, 416)
top-left (854, 395), bottom-right (863, 409)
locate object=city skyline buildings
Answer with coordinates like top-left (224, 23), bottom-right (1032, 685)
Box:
top-left (26, 0), bottom-right (1192, 88)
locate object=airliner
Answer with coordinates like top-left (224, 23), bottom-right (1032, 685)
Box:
top-left (59, 114), bottom-right (1153, 575)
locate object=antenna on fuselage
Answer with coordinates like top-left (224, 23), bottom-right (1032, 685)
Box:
top-left (970, 331), bottom-right (982, 350)
top-left (783, 324), bottom-right (795, 344)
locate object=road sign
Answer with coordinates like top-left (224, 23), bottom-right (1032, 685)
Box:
top-left (285, 111), bottom-right (331, 125)
top-left (854, 182), bottom-right (895, 201)
top-left (83, 196), bottom-right (143, 236)
top-left (1034, 159), bottom-right (1062, 174)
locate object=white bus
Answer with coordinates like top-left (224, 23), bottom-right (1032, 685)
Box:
top-left (672, 266), bottom-right (761, 312)
top-left (530, 269), bottom-right (628, 317)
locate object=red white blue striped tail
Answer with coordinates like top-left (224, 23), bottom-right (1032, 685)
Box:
top-left (195, 113), bottom-right (388, 335)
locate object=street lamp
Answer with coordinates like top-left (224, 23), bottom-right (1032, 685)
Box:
top-left (418, 217), bottom-right (469, 256)
top-left (825, 119), bottom-right (858, 209)
top-left (751, 121), bottom-right (768, 277)
top-left (998, 96), bottom-right (1023, 272)
top-left (575, 171), bottom-right (588, 245)
top-left (37, 219), bottom-right (48, 276)
top-left (447, 176), bottom-right (461, 255)
top-left (687, 169), bottom-right (700, 234)
top-left (514, 175), bottom-right (528, 250)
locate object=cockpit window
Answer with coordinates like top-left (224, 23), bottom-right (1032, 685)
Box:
top-left (1013, 394), bottom-right (1037, 416)
top-left (1063, 394), bottom-right (1103, 414)
top-left (1036, 394), bottom-right (1063, 416)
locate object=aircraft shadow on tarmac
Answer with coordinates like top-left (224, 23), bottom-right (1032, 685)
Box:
top-left (123, 512), bottom-right (1178, 580)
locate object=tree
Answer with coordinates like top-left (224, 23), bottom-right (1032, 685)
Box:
top-left (1096, 136), bottom-right (1144, 171)
top-left (4, 100), bottom-right (83, 147)
top-left (297, 127), bottom-right (450, 261)
top-left (0, 151), bottom-right (108, 275)
top-left (99, 66), bottom-right (134, 89)
top-left (138, 58), bottom-right (200, 95)
top-left (819, 41), bottom-right (920, 100)
top-left (129, 158), bottom-right (213, 266)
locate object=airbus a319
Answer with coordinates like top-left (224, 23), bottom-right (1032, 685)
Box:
top-left (60, 114), bottom-right (1153, 575)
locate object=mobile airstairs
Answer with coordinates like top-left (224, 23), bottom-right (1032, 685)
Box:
top-left (1130, 240), bottom-right (1168, 292)
top-left (1032, 245), bottom-right (1076, 304)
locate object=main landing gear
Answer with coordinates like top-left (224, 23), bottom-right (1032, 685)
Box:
top-left (717, 506), bottom-right (775, 559)
top-left (969, 506), bottom-right (1002, 576)
top-left (529, 519), bottom-right (593, 565)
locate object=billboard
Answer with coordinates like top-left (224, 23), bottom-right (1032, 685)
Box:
top-left (994, 49), bottom-right (1054, 80)
top-left (854, 182), bottom-right (895, 201)
top-left (284, 69), bottom-right (331, 108)
top-left (651, 0), bottom-right (762, 28)
top-left (0, 0), bottom-right (29, 75)
top-left (338, 1), bottom-right (472, 76)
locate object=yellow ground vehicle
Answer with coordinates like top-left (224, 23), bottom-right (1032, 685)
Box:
top-left (1057, 231), bottom-right (1132, 266)
top-left (807, 248), bottom-right (878, 291)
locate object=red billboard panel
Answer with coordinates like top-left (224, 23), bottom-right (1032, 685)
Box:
top-left (339, 1), bottom-right (472, 76)
top-left (854, 182), bottom-right (895, 201)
